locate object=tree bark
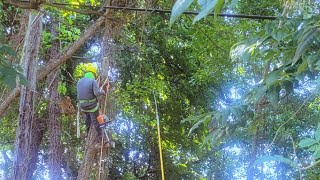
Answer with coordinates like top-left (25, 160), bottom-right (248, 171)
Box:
top-left (0, 11), bottom-right (109, 118)
top-left (12, 10), bottom-right (42, 180)
top-left (76, 127), bottom-right (101, 180)
top-left (47, 19), bottom-right (63, 180)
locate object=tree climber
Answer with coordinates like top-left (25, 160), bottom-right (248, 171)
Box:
top-left (77, 66), bottom-right (105, 138)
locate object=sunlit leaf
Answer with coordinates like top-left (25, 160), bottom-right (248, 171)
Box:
top-left (266, 84), bottom-right (280, 106)
top-left (170, 0), bottom-right (194, 25)
top-left (292, 27), bottom-right (320, 65)
top-left (296, 60), bottom-right (308, 75)
top-left (230, 106), bottom-right (243, 119)
top-left (188, 113), bottom-right (212, 135)
top-left (265, 69), bottom-right (282, 86)
top-left (298, 138), bottom-right (318, 148)
top-left (271, 29), bottom-right (289, 42)
top-left (193, 0), bottom-right (218, 23)
top-left (251, 85), bottom-right (267, 103)
top-left (226, 0), bottom-right (238, 9)
top-left (315, 124), bottom-right (320, 141)
top-left (254, 155), bottom-right (297, 168)
top-left (308, 145), bottom-right (318, 152)
top-left (198, 0), bottom-right (208, 9)
top-left (214, 0), bottom-right (225, 19)
top-left (313, 146), bottom-right (320, 159)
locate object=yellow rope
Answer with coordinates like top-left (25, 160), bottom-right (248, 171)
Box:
top-left (153, 91), bottom-right (165, 180)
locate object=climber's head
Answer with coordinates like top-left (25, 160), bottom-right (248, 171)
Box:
top-left (84, 66), bottom-right (98, 79)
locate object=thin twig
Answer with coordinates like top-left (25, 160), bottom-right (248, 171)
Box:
top-left (290, 135), bottom-right (303, 179)
top-left (267, 93), bottom-right (313, 149)
top-left (186, 16), bottom-right (228, 54)
top-left (42, 2), bottom-right (102, 15)
top-left (300, 159), bottom-right (320, 170)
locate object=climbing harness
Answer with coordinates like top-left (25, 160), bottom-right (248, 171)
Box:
top-left (81, 103), bottom-right (100, 113)
top-left (79, 98), bottom-right (97, 103)
top-left (76, 101), bottom-right (100, 138)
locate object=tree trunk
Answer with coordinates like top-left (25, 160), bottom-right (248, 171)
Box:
top-left (13, 11), bottom-right (42, 179)
top-left (76, 127), bottom-right (101, 180)
top-left (12, 10), bottom-right (42, 180)
top-left (47, 19), bottom-right (63, 180)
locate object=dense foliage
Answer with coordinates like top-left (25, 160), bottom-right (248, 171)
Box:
top-left (1, 0), bottom-right (320, 179)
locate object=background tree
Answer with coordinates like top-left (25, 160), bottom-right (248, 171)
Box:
top-left (1, 0), bottom-right (320, 179)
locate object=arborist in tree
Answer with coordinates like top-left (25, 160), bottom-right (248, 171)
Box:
top-left (77, 66), bottom-right (105, 138)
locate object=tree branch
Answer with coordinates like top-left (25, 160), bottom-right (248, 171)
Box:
top-left (0, 11), bottom-right (109, 118)
top-left (5, 0), bottom-right (40, 9)
top-left (300, 159), bottom-right (320, 170)
top-left (43, 2), bottom-right (101, 15)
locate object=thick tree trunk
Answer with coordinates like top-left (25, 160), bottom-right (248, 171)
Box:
top-left (76, 127), bottom-right (101, 180)
top-left (0, 11), bottom-right (109, 118)
top-left (12, 10), bottom-right (42, 180)
top-left (47, 19), bottom-right (63, 180)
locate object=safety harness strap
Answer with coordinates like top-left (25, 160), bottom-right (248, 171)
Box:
top-left (79, 98), bottom-right (97, 103)
top-left (81, 103), bottom-right (100, 112)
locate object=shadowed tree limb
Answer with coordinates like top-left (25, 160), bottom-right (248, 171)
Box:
top-left (0, 11), bottom-right (109, 118)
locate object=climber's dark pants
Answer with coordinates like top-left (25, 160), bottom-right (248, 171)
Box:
top-left (84, 110), bottom-right (102, 137)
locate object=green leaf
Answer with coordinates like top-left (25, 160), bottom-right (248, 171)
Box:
top-left (298, 138), bottom-right (318, 148)
top-left (315, 124), bottom-right (320, 141)
top-left (170, 0), bottom-right (194, 25)
top-left (57, 82), bottom-right (67, 95)
top-left (307, 145), bottom-right (318, 152)
top-left (226, 0), bottom-right (238, 9)
top-left (0, 61), bottom-right (25, 88)
top-left (187, 113), bottom-right (212, 135)
top-left (180, 163), bottom-right (187, 168)
top-left (313, 146), bottom-right (320, 159)
top-left (266, 85), bottom-right (280, 106)
top-left (0, 44), bottom-right (16, 56)
top-left (292, 27), bottom-right (320, 65)
top-left (265, 69), bottom-right (282, 86)
top-left (214, 0), bottom-right (225, 19)
top-left (193, 0), bottom-right (218, 23)
top-left (296, 60), bottom-right (308, 75)
top-left (198, 0), bottom-right (208, 9)
top-left (251, 85), bottom-right (267, 103)
top-left (221, 107), bottom-right (231, 122)
top-left (264, 22), bottom-right (274, 36)
top-left (230, 106), bottom-right (243, 119)
top-left (182, 112), bottom-right (213, 123)
top-left (204, 128), bottom-right (224, 145)
top-left (254, 155), bottom-right (297, 168)
top-left (271, 29), bottom-right (289, 42)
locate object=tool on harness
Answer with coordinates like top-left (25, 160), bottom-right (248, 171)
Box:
top-left (97, 114), bottom-right (112, 142)
top-left (97, 114), bottom-right (111, 128)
